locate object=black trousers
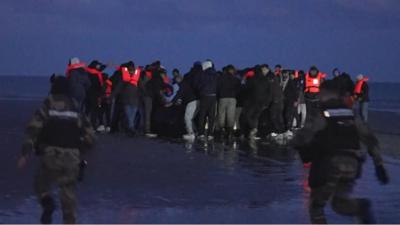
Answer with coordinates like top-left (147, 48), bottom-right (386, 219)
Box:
top-left (269, 100), bottom-right (285, 133)
top-left (242, 102), bottom-right (266, 132)
top-left (98, 100), bottom-right (111, 127)
top-left (110, 99), bottom-right (125, 133)
top-left (197, 96), bottom-right (217, 135)
top-left (283, 101), bottom-right (296, 130)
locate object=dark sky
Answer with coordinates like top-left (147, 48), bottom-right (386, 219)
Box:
top-left (1, 0), bottom-right (399, 81)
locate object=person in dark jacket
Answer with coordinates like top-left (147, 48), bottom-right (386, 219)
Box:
top-left (295, 70), bottom-right (307, 129)
top-left (85, 60), bottom-right (107, 129)
top-left (282, 70), bottom-right (299, 133)
top-left (217, 65), bottom-right (241, 140)
top-left (242, 64), bottom-right (272, 139)
top-left (268, 70), bottom-right (286, 138)
top-left (332, 69), bottom-right (355, 97)
top-left (97, 73), bottom-right (112, 133)
top-left (66, 57), bottom-right (91, 111)
top-left (109, 65), bottom-right (124, 133)
top-left (110, 61), bottom-right (139, 135)
top-left (294, 80), bottom-right (388, 224)
top-left (173, 62), bottom-right (202, 141)
top-left (138, 65), bottom-right (156, 136)
top-left (194, 60), bottom-right (218, 140)
top-left (354, 74), bottom-right (369, 122)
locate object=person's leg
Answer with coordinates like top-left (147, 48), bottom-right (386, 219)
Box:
top-left (234, 106), bottom-right (242, 131)
top-left (111, 100), bottom-right (123, 133)
top-left (226, 98), bottom-right (237, 130)
top-left (124, 105), bottom-right (136, 132)
top-left (331, 181), bottom-right (375, 223)
top-left (309, 182), bottom-right (337, 224)
top-left (361, 102), bottom-right (369, 122)
top-left (300, 103), bottom-right (307, 128)
top-left (34, 164), bottom-right (55, 224)
top-left (284, 103), bottom-right (296, 130)
top-left (184, 100), bottom-right (197, 134)
top-left (197, 97), bottom-right (208, 136)
top-left (144, 97), bottom-right (153, 133)
top-left (217, 98), bottom-right (228, 130)
top-left (105, 102), bottom-right (111, 128)
top-left (57, 150), bottom-right (80, 224)
top-left (59, 183), bottom-right (77, 224)
top-left (206, 96), bottom-right (217, 136)
top-left (270, 101), bottom-right (285, 133)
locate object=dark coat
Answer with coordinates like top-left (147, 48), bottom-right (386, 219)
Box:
top-left (110, 70), bottom-right (139, 106)
top-left (283, 79), bottom-right (299, 104)
top-left (194, 68), bottom-right (218, 96)
top-left (333, 74), bottom-right (355, 96)
top-left (217, 72), bottom-right (241, 99)
top-left (173, 70), bottom-right (199, 104)
top-left (244, 72), bottom-right (272, 105)
top-left (67, 68), bottom-right (91, 103)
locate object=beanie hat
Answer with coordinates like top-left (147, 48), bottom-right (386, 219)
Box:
top-left (357, 74), bottom-right (364, 80)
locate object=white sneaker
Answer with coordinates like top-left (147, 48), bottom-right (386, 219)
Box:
top-left (198, 135), bottom-right (206, 141)
top-left (207, 135), bottom-right (214, 141)
top-left (250, 136), bottom-right (261, 140)
top-left (105, 127), bottom-right (111, 133)
top-left (96, 125), bottom-right (105, 132)
top-left (183, 133), bottom-right (195, 141)
top-left (285, 130), bottom-right (293, 136)
top-left (270, 132), bottom-right (278, 137)
top-left (145, 133), bottom-right (158, 138)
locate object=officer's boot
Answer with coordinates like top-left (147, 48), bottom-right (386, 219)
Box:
top-left (357, 199), bottom-right (376, 224)
top-left (40, 195), bottom-right (55, 224)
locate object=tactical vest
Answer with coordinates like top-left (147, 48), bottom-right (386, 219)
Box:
top-left (39, 109), bottom-right (82, 148)
top-left (314, 107), bottom-right (361, 154)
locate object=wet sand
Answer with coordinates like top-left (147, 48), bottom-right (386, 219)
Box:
top-left (0, 99), bottom-right (399, 223)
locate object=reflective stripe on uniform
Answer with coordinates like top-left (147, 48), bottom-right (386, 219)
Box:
top-left (323, 109), bottom-right (354, 118)
top-left (48, 110), bottom-right (78, 119)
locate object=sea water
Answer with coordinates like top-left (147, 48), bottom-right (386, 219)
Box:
top-left (0, 76), bottom-right (399, 114)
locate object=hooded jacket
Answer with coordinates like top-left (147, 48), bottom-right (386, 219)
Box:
top-left (217, 71), bottom-right (241, 99)
top-left (194, 68), bottom-right (218, 97)
top-left (67, 67), bottom-right (91, 104)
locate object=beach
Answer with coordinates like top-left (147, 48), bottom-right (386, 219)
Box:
top-left (0, 97), bottom-right (399, 223)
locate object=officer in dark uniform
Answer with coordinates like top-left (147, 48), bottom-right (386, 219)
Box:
top-left (17, 75), bottom-right (95, 224)
top-left (294, 80), bottom-right (389, 224)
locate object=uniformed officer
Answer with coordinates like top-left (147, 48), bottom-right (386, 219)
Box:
top-left (17, 75), bottom-right (95, 224)
top-left (294, 80), bottom-right (389, 224)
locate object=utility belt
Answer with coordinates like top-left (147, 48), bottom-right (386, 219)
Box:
top-left (35, 143), bottom-right (82, 156)
top-left (328, 149), bottom-right (366, 162)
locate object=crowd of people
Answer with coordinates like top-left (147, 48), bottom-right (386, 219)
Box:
top-left (18, 57), bottom-right (382, 224)
top-left (64, 57), bottom-right (370, 142)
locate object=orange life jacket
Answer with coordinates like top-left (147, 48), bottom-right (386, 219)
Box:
top-left (304, 72), bottom-right (326, 93)
top-left (66, 63), bottom-right (86, 78)
top-left (122, 67), bottom-right (141, 86)
top-left (105, 79), bottom-right (112, 97)
top-left (85, 67), bottom-right (104, 86)
top-left (354, 77), bottom-right (369, 94)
